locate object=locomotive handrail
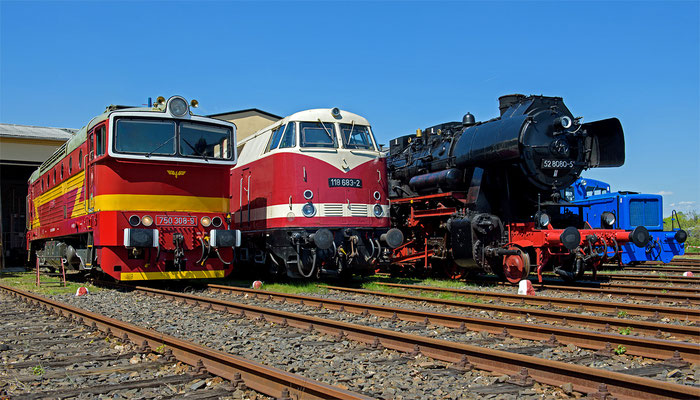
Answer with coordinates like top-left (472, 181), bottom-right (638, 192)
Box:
top-left (83, 154), bottom-right (90, 214)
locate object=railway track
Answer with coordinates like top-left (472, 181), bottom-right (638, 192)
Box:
top-left (593, 272), bottom-right (700, 281)
top-left (202, 284), bottom-right (700, 363)
top-left (0, 284), bottom-right (372, 400)
top-left (371, 282), bottom-right (700, 322)
top-left (622, 266), bottom-right (700, 273)
top-left (96, 283), bottom-right (699, 400)
top-left (661, 258), bottom-right (700, 266)
top-left (457, 275), bottom-right (700, 294)
top-left (475, 280), bottom-right (700, 304)
top-left (0, 292), bottom-right (242, 399)
top-left (539, 272), bottom-right (700, 285)
top-left (319, 285), bottom-right (699, 340)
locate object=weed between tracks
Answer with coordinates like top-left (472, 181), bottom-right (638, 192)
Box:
top-left (212, 278), bottom-right (330, 295)
top-left (361, 278), bottom-right (484, 303)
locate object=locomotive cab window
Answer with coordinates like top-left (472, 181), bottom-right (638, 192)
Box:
top-left (95, 125), bottom-right (106, 156)
top-left (300, 121), bottom-right (337, 148)
top-left (114, 119), bottom-right (176, 155)
top-left (340, 123), bottom-right (374, 150)
top-left (114, 117), bottom-right (233, 160)
top-left (279, 122), bottom-right (296, 149)
top-left (265, 124), bottom-right (286, 152)
top-left (179, 122), bottom-right (231, 159)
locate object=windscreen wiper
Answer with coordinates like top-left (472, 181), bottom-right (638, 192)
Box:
top-left (182, 138), bottom-right (209, 162)
top-left (146, 136), bottom-right (175, 158)
top-left (317, 119), bottom-right (335, 143)
top-left (347, 120), bottom-right (355, 147)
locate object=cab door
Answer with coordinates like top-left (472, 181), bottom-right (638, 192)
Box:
top-left (86, 127), bottom-right (95, 212)
top-left (239, 168), bottom-right (252, 229)
top-left (86, 124), bottom-right (106, 212)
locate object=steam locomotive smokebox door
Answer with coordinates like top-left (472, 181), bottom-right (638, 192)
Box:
top-left (583, 118), bottom-right (624, 167)
top-left (449, 217), bottom-right (473, 266)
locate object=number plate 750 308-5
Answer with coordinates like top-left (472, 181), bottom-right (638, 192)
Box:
top-left (155, 215), bottom-right (198, 226)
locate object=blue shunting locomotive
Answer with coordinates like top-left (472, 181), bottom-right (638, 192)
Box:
top-left (562, 178), bottom-right (687, 264)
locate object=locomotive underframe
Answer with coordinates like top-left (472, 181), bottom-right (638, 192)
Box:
top-left (239, 227), bottom-right (392, 279)
top-left (390, 191), bottom-right (642, 283)
top-left (29, 210), bottom-right (237, 281)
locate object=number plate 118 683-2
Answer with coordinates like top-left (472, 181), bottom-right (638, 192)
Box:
top-left (328, 178), bottom-right (362, 188)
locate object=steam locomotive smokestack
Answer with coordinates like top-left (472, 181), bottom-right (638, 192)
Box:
top-left (498, 94), bottom-right (526, 116)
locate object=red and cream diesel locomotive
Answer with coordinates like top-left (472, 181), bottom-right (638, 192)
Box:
top-left (232, 108), bottom-right (403, 278)
top-left (26, 95), bottom-right (241, 281)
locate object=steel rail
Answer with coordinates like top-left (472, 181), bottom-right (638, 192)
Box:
top-left (372, 282), bottom-right (700, 321)
top-left (0, 284), bottom-right (372, 400)
top-left (120, 284), bottom-right (696, 400)
top-left (572, 273), bottom-right (700, 284)
top-left (206, 284), bottom-right (700, 363)
top-left (474, 281), bottom-right (700, 304)
top-left (622, 266), bottom-right (700, 273)
top-left (321, 285), bottom-right (699, 340)
top-left (468, 278), bottom-right (700, 294)
top-left (650, 259), bottom-right (700, 267)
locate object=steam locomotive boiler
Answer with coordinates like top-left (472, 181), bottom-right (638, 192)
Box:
top-left (388, 94), bottom-right (651, 282)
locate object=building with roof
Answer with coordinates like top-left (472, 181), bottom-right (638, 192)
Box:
top-left (208, 108), bottom-right (281, 142)
top-left (0, 123), bottom-right (75, 269)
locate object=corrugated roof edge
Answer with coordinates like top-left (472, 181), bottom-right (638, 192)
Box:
top-left (207, 108), bottom-right (282, 120)
top-left (0, 123), bottom-right (77, 141)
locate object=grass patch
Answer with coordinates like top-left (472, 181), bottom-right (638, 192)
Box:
top-left (209, 278), bottom-right (329, 295)
top-left (0, 271), bottom-right (99, 296)
top-left (360, 278), bottom-right (484, 303)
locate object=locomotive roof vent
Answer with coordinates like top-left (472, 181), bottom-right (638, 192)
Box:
top-left (498, 94), bottom-right (526, 116)
top-left (462, 112), bottom-right (475, 127)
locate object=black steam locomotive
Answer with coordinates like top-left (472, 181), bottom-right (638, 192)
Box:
top-left (387, 94), bottom-right (650, 282)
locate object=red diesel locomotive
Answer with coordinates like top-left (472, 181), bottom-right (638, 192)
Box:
top-left (27, 96), bottom-right (241, 281)
top-left (232, 108), bottom-right (403, 278)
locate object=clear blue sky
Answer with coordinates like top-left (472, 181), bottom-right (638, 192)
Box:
top-left (2, 1), bottom-right (698, 216)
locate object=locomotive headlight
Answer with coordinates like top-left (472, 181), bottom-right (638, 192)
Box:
top-left (168, 97), bottom-right (188, 117)
top-left (601, 212), bottom-right (616, 228)
top-left (303, 189), bottom-right (314, 200)
top-left (373, 191), bottom-right (381, 201)
top-left (129, 215), bottom-right (141, 227)
top-left (535, 211), bottom-right (550, 228)
top-left (373, 204), bottom-right (384, 218)
top-left (201, 216), bottom-right (212, 227)
top-left (555, 116), bottom-right (573, 129)
top-left (302, 202), bottom-right (316, 217)
top-left (141, 215), bottom-right (153, 227)
top-left (212, 216), bottom-right (223, 227)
